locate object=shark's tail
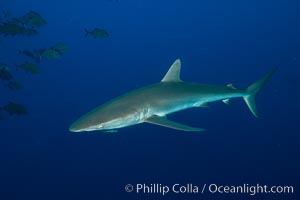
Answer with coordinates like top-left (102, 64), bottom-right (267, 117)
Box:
top-left (243, 67), bottom-right (277, 117)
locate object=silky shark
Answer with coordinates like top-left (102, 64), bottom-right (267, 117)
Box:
top-left (69, 59), bottom-right (276, 132)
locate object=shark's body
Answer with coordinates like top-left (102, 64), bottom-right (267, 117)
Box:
top-left (69, 59), bottom-right (276, 132)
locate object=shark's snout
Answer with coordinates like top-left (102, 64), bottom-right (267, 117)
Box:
top-left (69, 119), bottom-right (92, 132)
top-left (69, 122), bottom-right (82, 132)
top-left (69, 118), bottom-right (104, 132)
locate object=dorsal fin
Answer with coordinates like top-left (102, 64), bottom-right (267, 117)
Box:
top-left (161, 59), bottom-right (182, 82)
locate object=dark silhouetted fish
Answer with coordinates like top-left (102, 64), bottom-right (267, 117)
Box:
top-left (84, 28), bottom-right (109, 38)
top-left (5, 81), bottom-right (23, 90)
top-left (20, 10), bottom-right (46, 28)
top-left (1, 102), bottom-right (28, 115)
top-left (40, 48), bottom-right (61, 59)
top-left (18, 49), bottom-right (41, 63)
top-left (0, 20), bottom-right (38, 36)
top-left (0, 21), bottom-right (26, 36)
top-left (52, 42), bottom-right (68, 55)
top-left (16, 61), bottom-right (40, 74)
top-left (0, 63), bottom-right (13, 81)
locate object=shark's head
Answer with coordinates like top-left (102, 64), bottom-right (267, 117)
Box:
top-left (69, 103), bottom-right (142, 133)
top-left (69, 115), bottom-right (128, 133)
top-left (69, 114), bottom-right (127, 132)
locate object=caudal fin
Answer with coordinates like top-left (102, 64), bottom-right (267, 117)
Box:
top-left (244, 67), bottom-right (277, 117)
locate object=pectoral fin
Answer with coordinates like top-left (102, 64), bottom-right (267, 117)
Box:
top-left (145, 115), bottom-right (205, 132)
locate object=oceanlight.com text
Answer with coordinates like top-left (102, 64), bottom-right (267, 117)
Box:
top-left (124, 183), bottom-right (294, 196)
top-left (207, 183), bottom-right (294, 196)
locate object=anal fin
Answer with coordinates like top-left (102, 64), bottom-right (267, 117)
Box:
top-left (145, 115), bottom-right (205, 132)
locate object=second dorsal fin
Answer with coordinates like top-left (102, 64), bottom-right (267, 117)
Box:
top-left (227, 83), bottom-right (237, 89)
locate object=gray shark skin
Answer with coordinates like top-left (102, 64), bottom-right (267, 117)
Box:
top-left (69, 59), bottom-right (276, 132)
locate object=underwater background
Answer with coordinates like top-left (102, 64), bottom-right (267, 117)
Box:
top-left (0, 0), bottom-right (299, 199)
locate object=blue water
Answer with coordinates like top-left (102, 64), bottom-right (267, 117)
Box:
top-left (0, 0), bottom-right (299, 199)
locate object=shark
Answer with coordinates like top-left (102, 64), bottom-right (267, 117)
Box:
top-left (69, 59), bottom-right (276, 132)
